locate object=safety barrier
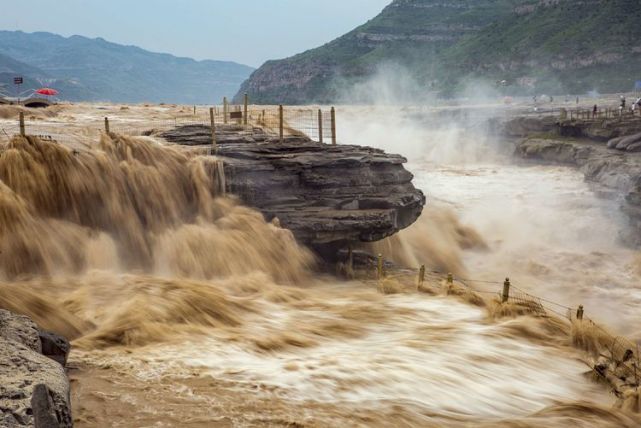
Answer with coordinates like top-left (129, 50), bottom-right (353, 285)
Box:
top-left (369, 253), bottom-right (641, 394)
top-left (0, 98), bottom-right (337, 148)
top-left (560, 106), bottom-right (641, 122)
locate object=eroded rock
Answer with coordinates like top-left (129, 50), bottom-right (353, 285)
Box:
top-left (0, 309), bottom-right (72, 427)
top-left (159, 125), bottom-right (426, 257)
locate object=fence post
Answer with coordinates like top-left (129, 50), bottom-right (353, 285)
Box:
top-left (377, 254), bottom-right (384, 280)
top-left (279, 105), bottom-right (284, 143)
top-left (318, 109), bottom-right (323, 143)
top-left (502, 278), bottom-right (511, 303)
top-left (418, 265), bottom-right (425, 288)
top-left (209, 107), bottom-right (217, 154)
top-left (243, 93), bottom-right (248, 126)
top-left (223, 97), bottom-right (228, 124)
top-left (193, 105), bottom-right (196, 116)
top-left (19, 112), bottom-right (25, 136)
top-left (331, 106), bottom-right (337, 145)
top-left (104, 117), bottom-right (110, 133)
top-left (347, 245), bottom-right (353, 272)
top-left (447, 273), bottom-right (453, 287)
top-left (576, 305), bottom-right (584, 321)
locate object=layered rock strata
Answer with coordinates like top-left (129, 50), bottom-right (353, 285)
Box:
top-left (158, 125), bottom-right (426, 257)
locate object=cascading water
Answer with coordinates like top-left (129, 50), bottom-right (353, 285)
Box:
top-left (0, 105), bottom-right (640, 427)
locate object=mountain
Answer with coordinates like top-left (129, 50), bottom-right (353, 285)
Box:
top-left (236, 0), bottom-right (641, 104)
top-left (0, 31), bottom-right (254, 103)
top-left (0, 51), bottom-right (94, 100)
top-left (440, 0), bottom-right (641, 95)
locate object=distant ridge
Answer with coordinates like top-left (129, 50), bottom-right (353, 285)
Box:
top-left (0, 31), bottom-right (254, 103)
top-left (237, 0), bottom-right (641, 104)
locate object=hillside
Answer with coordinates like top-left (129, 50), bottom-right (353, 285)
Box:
top-left (0, 31), bottom-right (254, 103)
top-left (236, 0), bottom-right (641, 104)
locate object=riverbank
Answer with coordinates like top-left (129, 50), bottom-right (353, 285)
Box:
top-left (508, 116), bottom-right (641, 245)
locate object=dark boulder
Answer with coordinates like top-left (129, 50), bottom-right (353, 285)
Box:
top-left (31, 384), bottom-right (60, 428)
top-left (39, 331), bottom-right (70, 367)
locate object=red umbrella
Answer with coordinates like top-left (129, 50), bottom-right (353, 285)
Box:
top-left (35, 88), bottom-right (58, 96)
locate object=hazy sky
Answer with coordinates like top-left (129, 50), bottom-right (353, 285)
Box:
top-left (0, 0), bottom-right (391, 67)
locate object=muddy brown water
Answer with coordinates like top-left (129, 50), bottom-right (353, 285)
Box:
top-left (0, 105), bottom-right (640, 426)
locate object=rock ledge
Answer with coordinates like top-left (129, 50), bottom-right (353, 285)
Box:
top-left (161, 125), bottom-right (426, 256)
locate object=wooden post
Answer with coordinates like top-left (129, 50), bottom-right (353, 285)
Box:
top-left (243, 93), bottom-right (248, 126)
top-left (193, 105), bottom-right (196, 115)
top-left (347, 245), bottom-right (353, 272)
top-left (209, 107), bottom-right (217, 155)
top-left (223, 97), bottom-right (228, 124)
top-left (502, 278), bottom-right (511, 303)
top-left (447, 273), bottom-right (453, 287)
top-left (279, 105), bottom-right (284, 143)
top-left (331, 106), bottom-right (337, 145)
top-left (318, 109), bottom-right (323, 143)
top-left (576, 305), bottom-right (584, 321)
top-left (418, 265), bottom-right (425, 288)
top-left (377, 254), bottom-right (384, 280)
top-left (19, 112), bottom-right (25, 136)
top-left (104, 117), bottom-right (110, 133)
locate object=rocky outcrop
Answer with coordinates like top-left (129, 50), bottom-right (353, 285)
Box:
top-left (501, 115), bottom-right (641, 142)
top-left (557, 120), bottom-right (641, 142)
top-left (0, 309), bottom-right (72, 427)
top-left (500, 116), bottom-right (559, 138)
top-left (607, 132), bottom-right (641, 152)
top-left (160, 124), bottom-right (268, 145)
top-left (158, 125), bottom-right (426, 258)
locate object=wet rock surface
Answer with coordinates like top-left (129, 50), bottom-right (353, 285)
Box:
top-left (0, 309), bottom-right (72, 427)
top-left (39, 331), bottom-right (70, 367)
top-left (161, 124), bottom-right (426, 256)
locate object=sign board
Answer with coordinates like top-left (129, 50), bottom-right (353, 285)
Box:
top-left (14, 77), bottom-right (23, 85)
top-left (230, 111), bottom-right (243, 119)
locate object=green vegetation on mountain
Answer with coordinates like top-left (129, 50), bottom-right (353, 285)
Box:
top-left (237, 0), bottom-right (641, 104)
top-left (0, 31), bottom-right (254, 103)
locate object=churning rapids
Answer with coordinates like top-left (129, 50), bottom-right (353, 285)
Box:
top-left (1, 103), bottom-right (640, 427)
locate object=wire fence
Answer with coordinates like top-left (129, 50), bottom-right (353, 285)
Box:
top-left (559, 106), bottom-right (641, 122)
top-left (367, 257), bottom-right (641, 395)
top-left (0, 104), bottom-right (338, 147)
